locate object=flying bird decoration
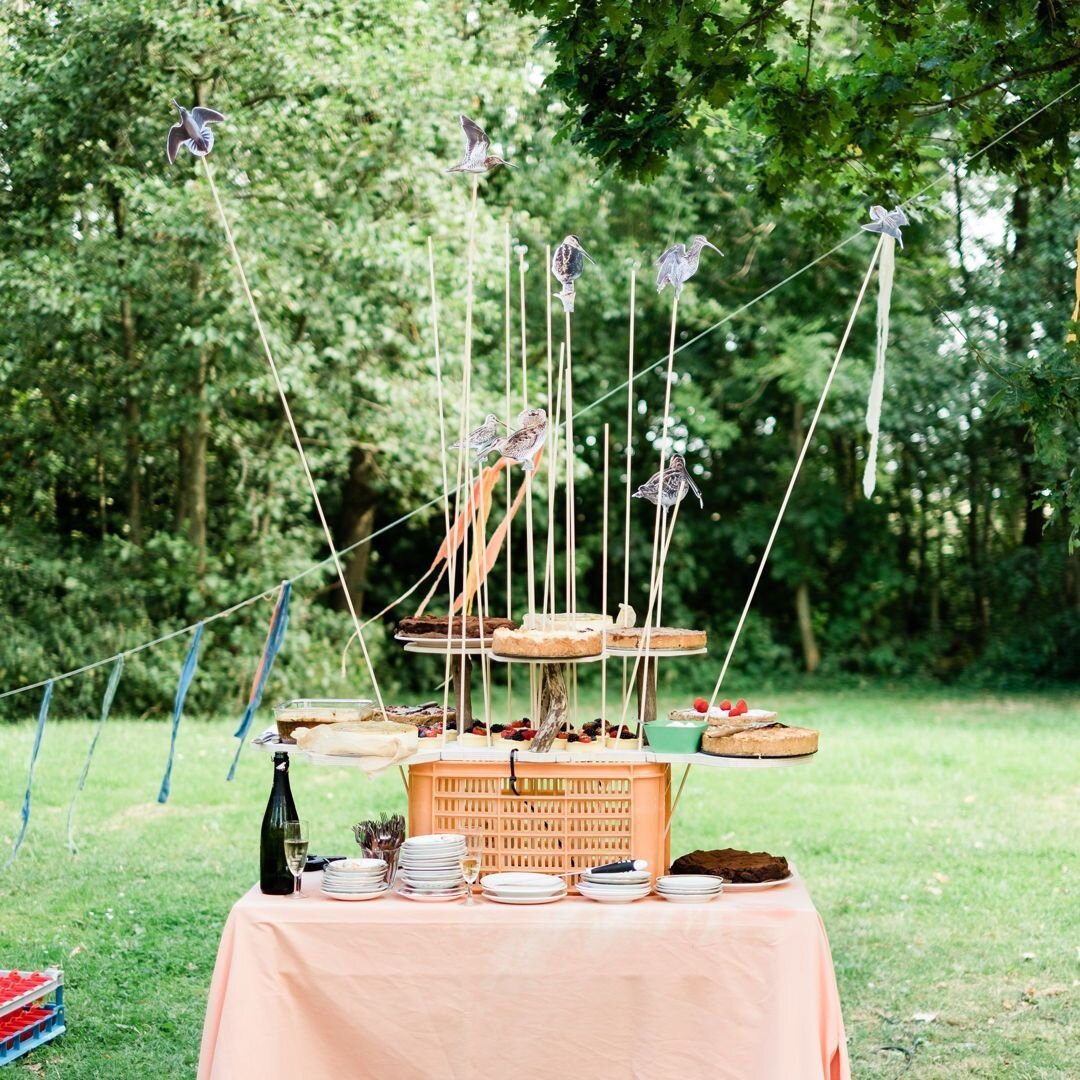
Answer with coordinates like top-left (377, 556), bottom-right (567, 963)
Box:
top-left (496, 408), bottom-right (547, 470)
top-left (551, 234), bottom-right (595, 313)
top-left (656, 235), bottom-right (723, 297)
top-left (450, 413), bottom-right (506, 461)
top-left (166, 100), bottom-right (225, 163)
top-left (861, 204), bottom-right (907, 497)
top-left (860, 205), bottom-right (909, 248)
top-left (446, 114), bottom-right (516, 174)
top-left (632, 455), bottom-right (703, 510)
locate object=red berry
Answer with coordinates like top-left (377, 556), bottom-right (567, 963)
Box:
top-left (720, 700), bottom-right (732, 711)
top-left (579, 735), bottom-right (592, 744)
top-left (734, 699), bottom-right (748, 714)
top-left (693, 697), bottom-right (708, 713)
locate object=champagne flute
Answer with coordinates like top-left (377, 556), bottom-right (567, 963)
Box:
top-left (283, 820), bottom-right (309, 898)
top-left (459, 828), bottom-right (483, 905)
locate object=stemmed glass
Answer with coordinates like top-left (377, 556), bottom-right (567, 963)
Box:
top-left (283, 820), bottom-right (309, 898)
top-left (459, 827), bottom-right (483, 905)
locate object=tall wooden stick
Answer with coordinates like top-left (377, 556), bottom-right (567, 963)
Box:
top-left (428, 238), bottom-right (455, 739)
top-left (543, 344), bottom-right (566, 626)
top-left (601, 424), bottom-right (610, 727)
top-left (518, 248), bottom-right (538, 719)
top-left (564, 310), bottom-right (578, 618)
top-left (622, 268), bottom-right (637, 704)
top-left (504, 221), bottom-right (514, 729)
top-left (706, 237), bottom-right (885, 711)
top-left (201, 160), bottom-right (389, 721)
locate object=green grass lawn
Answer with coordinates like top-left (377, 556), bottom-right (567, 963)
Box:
top-left (1, 691), bottom-right (1077, 1078)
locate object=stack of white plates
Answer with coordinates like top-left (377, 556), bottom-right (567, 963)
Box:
top-left (576, 868), bottom-right (652, 903)
top-left (321, 858), bottom-right (390, 901)
top-left (654, 874), bottom-right (724, 903)
top-left (480, 872), bottom-right (567, 905)
top-left (398, 834), bottom-right (469, 902)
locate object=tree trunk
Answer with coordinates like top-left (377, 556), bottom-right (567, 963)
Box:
top-left (110, 188), bottom-right (142, 546)
top-left (334, 446), bottom-right (378, 614)
top-left (795, 581), bottom-right (821, 673)
top-left (791, 400), bottom-right (821, 672)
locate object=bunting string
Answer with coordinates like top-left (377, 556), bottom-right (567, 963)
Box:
top-left (4, 680), bottom-right (54, 869)
top-left (227, 582), bottom-right (292, 782)
top-left (157, 623), bottom-right (204, 804)
top-left (65, 656), bottom-right (124, 855)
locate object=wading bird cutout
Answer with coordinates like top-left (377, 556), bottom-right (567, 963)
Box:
top-left (496, 408), bottom-right (547, 470)
top-left (656, 235), bottom-right (723, 297)
top-left (551, 235), bottom-right (595, 313)
top-left (451, 413), bottom-right (507, 461)
top-left (446, 115), bottom-right (516, 174)
top-left (632, 455), bottom-right (703, 509)
top-left (860, 205), bottom-right (909, 248)
top-left (166, 100), bottom-right (225, 163)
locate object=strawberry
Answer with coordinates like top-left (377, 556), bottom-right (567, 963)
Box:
top-left (720, 699), bottom-right (732, 711)
top-left (579, 734), bottom-right (592, 744)
top-left (693, 697), bottom-right (709, 713)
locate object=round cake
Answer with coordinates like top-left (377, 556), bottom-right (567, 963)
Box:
top-left (701, 722), bottom-right (818, 758)
top-left (395, 614), bottom-right (517, 639)
top-left (491, 626), bottom-right (602, 659)
top-left (274, 700), bottom-right (377, 743)
top-left (607, 627), bottom-right (706, 650)
top-left (670, 848), bottom-right (789, 884)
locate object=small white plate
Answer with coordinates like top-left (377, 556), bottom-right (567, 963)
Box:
top-left (483, 885), bottom-right (568, 899)
top-left (404, 834), bottom-right (467, 847)
top-left (652, 889), bottom-right (721, 898)
top-left (400, 889), bottom-right (468, 903)
top-left (322, 887), bottom-right (389, 902)
top-left (576, 890), bottom-right (650, 904)
top-left (482, 892), bottom-right (566, 905)
top-left (582, 870), bottom-right (651, 886)
top-left (481, 873), bottom-right (564, 891)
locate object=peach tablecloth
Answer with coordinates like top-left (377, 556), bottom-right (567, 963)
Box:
top-left (198, 873), bottom-right (849, 1080)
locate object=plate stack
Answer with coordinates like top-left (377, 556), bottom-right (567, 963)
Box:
top-left (654, 874), bottom-right (724, 903)
top-left (321, 858), bottom-right (390, 902)
top-left (575, 868), bottom-right (652, 904)
top-left (398, 834), bottom-right (468, 902)
top-left (480, 872), bottom-right (567, 905)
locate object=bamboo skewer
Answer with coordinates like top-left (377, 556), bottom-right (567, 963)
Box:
top-left (622, 268), bottom-right (637, 706)
top-left (564, 310), bottom-right (578, 619)
top-left (504, 221), bottom-right (514, 729)
top-left (518, 247), bottom-right (538, 719)
top-left (543, 345), bottom-right (566, 628)
top-left (428, 238), bottom-right (456, 740)
top-left (200, 160), bottom-right (390, 722)
top-left (601, 424), bottom-right (610, 727)
top-left (706, 237), bottom-right (886, 711)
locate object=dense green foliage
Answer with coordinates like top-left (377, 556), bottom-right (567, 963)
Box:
top-left (1, 693), bottom-right (1078, 1076)
top-left (0, 1), bottom-right (1077, 719)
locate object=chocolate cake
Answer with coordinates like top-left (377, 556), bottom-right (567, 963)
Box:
top-left (395, 614), bottom-right (517, 639)
top-left (669, 848), bottom-right (789, 884)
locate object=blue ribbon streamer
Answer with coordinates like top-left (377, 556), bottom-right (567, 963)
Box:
top-left (66, 655), bottom-right (125, 854)
top-left (227, 582), bottom-right (291, 781)
top-left (4, 680), bottom-right (54, 869)
top-left (157, 623), bottom-right (204, 804)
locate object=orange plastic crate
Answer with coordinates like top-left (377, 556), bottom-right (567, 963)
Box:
top-left (407, 761), bottom-right (671, 874)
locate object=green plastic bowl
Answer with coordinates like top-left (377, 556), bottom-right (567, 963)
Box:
top-left (644, 718), bottom-right (706, 754)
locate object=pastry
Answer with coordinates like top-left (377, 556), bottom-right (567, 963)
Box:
top-left (670, 848), bottom-right (789, 884)
top-left (491, 626), bottom-right (602, 659)
top-left (606, 627), bottom-right (706, 651)
top-left (701, 721), bottom-right (818, 758)
top-left (669, 696), bottom-right (777, 725)
top-left (395, 614), bottom-right (516, 639)
top-left (604, 723), bottom-right (639, 748)
top-left (384, 703), bottom-right (456, 730)
top-left (274, 699), bottom-right (378, 743)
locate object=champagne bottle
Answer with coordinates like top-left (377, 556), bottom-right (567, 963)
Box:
top-left (260, 752), bottom-right (299, 894)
